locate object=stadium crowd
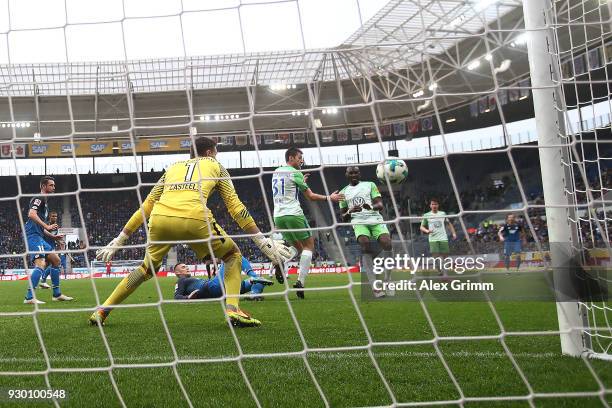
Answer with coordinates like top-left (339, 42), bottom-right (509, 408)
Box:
top-left (0, 161), bottom-right (609, 271)
top-left (71, 178), bottom-right (327, 267)
top-left (0, 202), bottom-right (25, 269)
top-left (77, 191), bottom-right (148, 264)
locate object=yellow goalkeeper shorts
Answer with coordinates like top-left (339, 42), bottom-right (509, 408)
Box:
top-left (142, 214), bottom-right (236, 273)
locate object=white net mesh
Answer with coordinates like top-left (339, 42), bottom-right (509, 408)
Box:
top-left (0, 0), bottom-right (611, 407)
top-left (551, 0), bottom-right (612, 360)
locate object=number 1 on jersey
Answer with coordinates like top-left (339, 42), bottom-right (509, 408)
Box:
top-left (185, 162), bottom-right (196, 182)
top-left (272, 177), bottom-right (285, 197)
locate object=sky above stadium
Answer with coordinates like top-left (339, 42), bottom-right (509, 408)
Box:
top-left (0, 0), bottom-right (388, 64)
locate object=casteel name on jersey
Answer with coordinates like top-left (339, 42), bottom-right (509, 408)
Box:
top-left (168, 182), bottom-right (198, 191)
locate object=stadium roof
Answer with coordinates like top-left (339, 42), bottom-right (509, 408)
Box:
top-left (345, 0), bottom-right (521, 61)
top-left (0, 0), bottom-right (607, 143)
top-left (0, 0), bottom-right (524, 96)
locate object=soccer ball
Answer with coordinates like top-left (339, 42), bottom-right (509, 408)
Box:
top-left (376, 158), bottom-right (408, 184)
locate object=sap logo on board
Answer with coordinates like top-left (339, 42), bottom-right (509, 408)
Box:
top-left (180, 139), bottom-right (191, 149)
top-left (90, 143), bottom-right (107, 153)
top-left (150, 140), bottom-right (168, 150)
top-left (61, 144), bottom-right (77, 154)
top-left (32, 144), bottom-right (49, 154)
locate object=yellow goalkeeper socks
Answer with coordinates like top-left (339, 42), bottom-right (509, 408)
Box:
top-left (223, 252), bottom-right (242, 308)
top-left (102, 266), bottom-right (150, 308)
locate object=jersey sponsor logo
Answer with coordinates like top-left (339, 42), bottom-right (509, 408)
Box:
top-left (352, 196), bottom-right (366, 207)
top-left (504, 224), bottom-right (520, 233)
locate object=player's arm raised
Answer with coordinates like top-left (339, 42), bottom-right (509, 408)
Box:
top-left (96, 173), bottom-right (166, 261)
top-left (216, 164), bottom-right (292, 265)
top-left (298, 172), bottom-right (344, 202)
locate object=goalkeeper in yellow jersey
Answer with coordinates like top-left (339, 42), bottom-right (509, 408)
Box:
top-left (89, 137), bottom-right (292, 327)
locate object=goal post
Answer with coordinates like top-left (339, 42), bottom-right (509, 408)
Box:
top-left (523, 0), bottom-right (599, 358)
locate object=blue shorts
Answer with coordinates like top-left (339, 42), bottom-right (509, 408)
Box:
top-left (27, 235), bottom-right (53, 262)
top-left (504, 241), bottom-right (521, 256)
top-left (44, 238), bottom-right (55, 249)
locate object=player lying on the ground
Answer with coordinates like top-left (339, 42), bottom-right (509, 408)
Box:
top-left (420, 198), bottom-right (456, 276)
top-left (173, 260), bottom-right (273, 301)
top-left (340, 166), bottom-right (394, 297)
top-left (91, 136), bottom-right (292, 327)
top-left (498, 213), bottom-right (526, 273)
top-left (272, 147), bottom-right (343, 298)
top-left (23, 177), bottom-right (73, 304)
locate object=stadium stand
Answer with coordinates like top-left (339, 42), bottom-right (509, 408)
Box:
top-left (0, 146), bottom-right (609, 272)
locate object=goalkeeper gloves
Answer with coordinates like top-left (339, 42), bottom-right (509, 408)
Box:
top-left (96, 231), bottom-right (129, 262)
top-left (275, 240), bottom-right (298, 261)
top-left (252, 233), bottom-right (293, 265)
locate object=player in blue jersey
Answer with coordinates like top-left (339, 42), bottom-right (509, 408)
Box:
top-left (39, 211), bottom-right (60, 289)
top-left (40, 214), bottom-right (73, 282)
top-left (23, 177), bottom-right (73, 304)
top-left (173, 257), bottom-right (273, 301)
top-left (57, 240), bottom-right (72, 278)
top-left (498, 214), bottom-right (526, 273)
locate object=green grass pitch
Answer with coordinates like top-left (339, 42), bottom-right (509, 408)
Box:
top-left (0, 273), bottom-right (609, 407)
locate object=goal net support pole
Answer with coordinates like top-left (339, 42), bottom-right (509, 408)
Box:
top-left (522, 0), bottom-right (589, 357)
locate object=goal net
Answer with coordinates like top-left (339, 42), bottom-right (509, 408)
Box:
top-left (550, 0), bottom-right (612, 361)
top-left (0, 0), bottom-right (610, 406)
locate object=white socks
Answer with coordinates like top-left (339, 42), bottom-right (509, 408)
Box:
top-left (298, 249), bottom-right (312, 285)
top-left (380, 250), bottom-right (393, 282)
top-left (361, 253), bottom-right (377, 285)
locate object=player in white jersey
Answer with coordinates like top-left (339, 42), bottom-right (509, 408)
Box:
top-left (420, 198), bottom-right (457, 276)
top-left (272, 147), bottom-right (343, 298)
top-left (339, 166), bottom-right (394, 297)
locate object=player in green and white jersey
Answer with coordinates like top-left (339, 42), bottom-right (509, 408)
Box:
top-left (339, 166), bottom-right (394, 296)
top-left (420, 198), bottom-right (457, 275)
top-left (272, 147), bottom-right (343, 298)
